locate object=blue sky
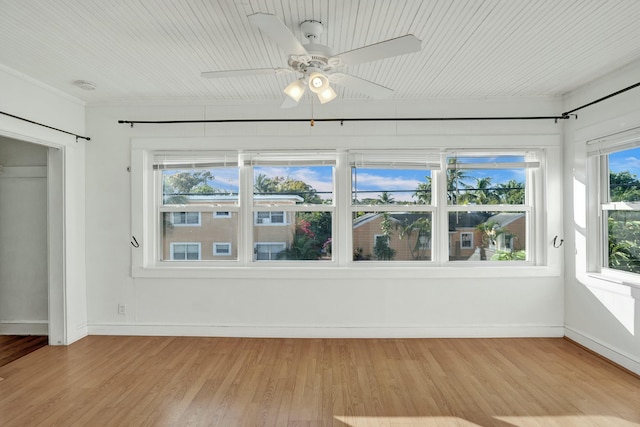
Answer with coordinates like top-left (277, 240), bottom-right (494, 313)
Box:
top-left (164, 157), bottom-right (529, 203)
top-left (609, 147), bottom-right (640, 176)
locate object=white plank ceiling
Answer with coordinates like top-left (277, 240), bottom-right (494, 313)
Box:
top-left (1, 0), bottom-right (639, 104)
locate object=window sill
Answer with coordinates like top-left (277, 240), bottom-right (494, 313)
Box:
top-left (132, 263), bottom-right (561, 280)
top-left (585, 273), bottom-right (640, 299)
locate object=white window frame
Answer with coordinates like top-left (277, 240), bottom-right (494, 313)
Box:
top-left (350, 151), bottom-right (438, 264)
top-left (170, 242), bottom-right (201, 261)
top-left (131, 138), bottom-right (557, 278)
top-left (586, 134), bottom-right (640, 285)
top-left (442, 151), bottom-right (540, 265)
top-left (214, 211), bottom-right (231, 218)
top-left (248, 152), bottom-right (336, 264)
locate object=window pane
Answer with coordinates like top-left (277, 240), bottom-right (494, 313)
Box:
top-left (254, 166), bottom-right (333, 205)
top-left (254, 211), bottom-right (332, 261)
top-left (607, 210), bottom-right (640, 273)
top-left (608, 147), bottom-right (640, 202)
top-left (162, 212), bottom-right (238, 261)
top-left (162, 167), bottom-right (239, 206)
top-left (446, 157), bottom-right (526, 205)
top-left (448, 211), bottom-right (526, 261)
top-left (169, 243), bottom-right (200, 261)
top-left (352, 168), bottom-right (432, 205)
top-left (353, 212), bottom-right (432, 261)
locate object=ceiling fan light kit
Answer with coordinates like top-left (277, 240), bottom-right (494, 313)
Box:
top-left (318, 86), bottom-right (337, 104)
top-left (283, 79), bottom-right (306, 102)
top-left (202, 13), bottom-right (422, 107)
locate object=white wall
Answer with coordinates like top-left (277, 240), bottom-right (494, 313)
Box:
top-left (0, 137), bottom-right (48, 334)
top-left (0, 66), bottom-right (87, 344)
top-left (85, 97), bottom-right (565, 338)
top-left (563, 58), bottom-right (640, 374)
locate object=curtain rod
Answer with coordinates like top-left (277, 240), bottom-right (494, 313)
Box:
top-left (562, 81), bottom-right (640, 116)
top-left (118, 115), bottom-right (570, 127)
top-left (117, 80), bottom-right (640, 127)
top-left (0, 110), bottom-right (91, 142)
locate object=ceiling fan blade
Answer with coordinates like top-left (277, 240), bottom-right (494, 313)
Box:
top-left (280, 96), bottom-right (299, 109)
top-left (201, 68), bottom-right (291, 79)
top-left (334, 34), bottom-right (421, 66)
top-left (331, 73), bottom-right (394, 99)
top-left (248, 13), bottom-right (309, 56)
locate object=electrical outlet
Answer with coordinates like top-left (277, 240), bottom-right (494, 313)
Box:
top-left (118, 304), bottom-right (126, 315)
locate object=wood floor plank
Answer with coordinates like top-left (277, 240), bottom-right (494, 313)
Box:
top-left (1, 337), bottom-right (640, 426)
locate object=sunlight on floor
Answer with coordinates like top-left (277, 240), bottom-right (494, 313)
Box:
top-left (496, 415), bottom-right (640, 426)
top-left (335, 415), bottom-right (640, 426)
top-left (333, 416), bottom-right (482, 426)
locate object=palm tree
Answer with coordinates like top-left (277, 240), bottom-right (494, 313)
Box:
top-left (413, 177), bottom-right (432, 204)
top-left (496, 179), bottom-right (525, 204)
top-left (466, 177), bottom-right (499, 205)
top-left (399, 216), bottom-right (432, 260)
top-left (446, 158), bottom-right (470, 204)
top-left (277, 233), bottom-right (321, 260)
top-left (376, 191), bottom-right (395, 204)
top-left (254, 173), bottom-right (273, 195)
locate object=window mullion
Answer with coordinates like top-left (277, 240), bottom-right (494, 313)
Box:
top-left (240, 162), bottom-right (254, 265)
top-left (435, 162), bottom-right (448, 265)
top-left (336, 151), bottom-right (350, 266)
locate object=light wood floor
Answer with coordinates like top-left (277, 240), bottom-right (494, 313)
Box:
top-left (1, 337), bottom-right (639, 426)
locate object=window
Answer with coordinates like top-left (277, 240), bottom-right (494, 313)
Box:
top-left (132, 146), bottom-right (547, 273)
top-left (255, 243), bottom-right (286, 260)
top-left (251, 153), bottom-right (335, 262)
top-left (157, 152), bottom-right (239, 262)
top-left (350, 152), bottom-right (437, 262)
top-left (446, 153), bottom-right (537, 262)
top-left (255, 211), bottom-right (286, 225)
top-left (171, 211), bottom-right (200, 226)
top-left (170, 243), bottom-right (200, 260)
top-left (213, 242), bottom-right (232, 256)
top-left (460, 232), bottom-right (473, 249)
top-left (589, 142), bottom-right (640, 276)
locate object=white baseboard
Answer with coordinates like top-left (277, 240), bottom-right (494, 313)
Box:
top-left (0, 321), bottom-right (48, 335)
top-left (564, 326), bottom-right (640, 376)
top-left (88, 323), bottom-right (564, 339)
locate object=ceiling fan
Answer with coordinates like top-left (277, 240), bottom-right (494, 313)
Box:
top-left (201, 13), bottom-right (422, 107)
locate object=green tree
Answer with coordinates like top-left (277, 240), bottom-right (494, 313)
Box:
top-left (254, 173), bottom-right (275, 194)
top-left (398, 216), bottom-right (431, 260)
top-left (376, 191), bottom-right (395, 204)
top-left (476, 220), bottom-right (504, 260)
top-left (607, 171), bottom-right (640, 273)
top-left (164, 171), bottom-right (214, 195)
top-left (277, 218), bottom-right (321, 260)
top-left (374, 213), bottom-right (396, 260)
top-left (446, 158), bottom-right (470, 204)
top-left (496, 180), bottom-right (525, 204)
top-left (253, 174), bottom-right (321, 203)
top-left (466, 177), bottom-right (500, 205)
top-left (413, 177), bottom-right (432, 204)
top-left (491, 250), bottom-right (526, 261)
top-left (610, 171), bottom-right (640, 202)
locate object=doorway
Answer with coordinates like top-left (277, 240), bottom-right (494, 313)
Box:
top-left (0, 137), bottom-right (49, 349)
